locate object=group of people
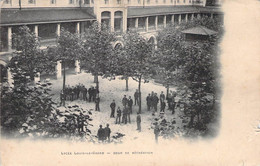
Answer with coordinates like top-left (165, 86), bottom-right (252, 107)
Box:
top-left (97, 124), bottom-right (111, 142)
top-left (110, 95), bottom-right (134, 125)
top-left (59, 84), bottom-right (100, 107)
top-left (146, 90), bottom-right (177, 115)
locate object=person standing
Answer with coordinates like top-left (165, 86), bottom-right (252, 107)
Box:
top-left (95, 95), bottom-right (100, 111)
top-left (134, 89), bottom-right (139, 105)
top-left (146, 94), bottom-right (151, 111)
top-left (153, 93), bottom-right (159, 112)
top-left (97, 125), bottom-right (104, 142)
top-left (159, 91), bottom-right (165, 105)
top-left (136, 113), bottom-right (141, 132)
top-left (128, 96), bottom-right (133, 114)
top-left (116, 107), bottom-right (122, 124)
top-left (126, 106), bottom-right (131, 123)
top-left (104, 124), bottom-right (111, 143)
top-left (122, 106), bottom-right (128, 124)
top-left (160, 100), bottom-right (166, 113)
top-left (122, 95), bottom-right (128, 107)
top-left (88, 87), bottom-right (92, 102)
top-left (154, 123), bottom-right (160, 144)
top-left (110, 100), bottom-right (116, 118)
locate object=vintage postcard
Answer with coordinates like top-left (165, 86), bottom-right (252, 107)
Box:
top-left (0, 0), bottom-right (260, 165)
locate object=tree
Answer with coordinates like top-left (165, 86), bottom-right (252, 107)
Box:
top-left (155, 16), bottom-right (222, 134)
top-left (79, 22), bottom-right (116, 90)
top-left (56, 29), bottom-right (81, 92)
top-left (1, 78), bottom-right (92, 139)
top-left (121, 31), bottom-right (154, 113)
top-left (9, 26), bottom-right (55, 82)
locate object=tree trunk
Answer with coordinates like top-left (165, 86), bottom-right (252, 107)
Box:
top-left (138, 75), bottom-right (142, 114)
top-left (95, 74), bottom-right (99, 90)
top-left (125, 77), bottom-right (129, 91)
top-left (166, 85), bottom-right (169, 99)
top-left (94, 74), bottom-right (98, 83)
top-left (62, 61), bottom-right (66, 92)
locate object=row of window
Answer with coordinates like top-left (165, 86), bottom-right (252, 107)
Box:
top-left (110, 0), bottom-right (194, 4)
top-left (3, 0), bottom-right (93, 5)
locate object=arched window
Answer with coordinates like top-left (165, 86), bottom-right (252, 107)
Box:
top-left (101, 11), bottom-right (111, 30)
top-left (114, 43), bottom-right (123, 50)
top-left (114, 11), bottom-right (123, 33)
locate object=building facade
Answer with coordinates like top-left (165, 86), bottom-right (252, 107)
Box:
top-left (0, 0), bottom-right (222, 83)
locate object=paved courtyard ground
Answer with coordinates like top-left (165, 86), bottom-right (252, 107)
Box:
top-left (48, 72), bottom-right (188, 144)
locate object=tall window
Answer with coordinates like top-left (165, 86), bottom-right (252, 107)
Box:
top-left (28, 0), bottom-right (35, 4)
top-left (163, 0), bottom-right (166, 3)
top-left (104, 0), bottom-right (109, 4)
top-left (155, 0), bottom-right (158, 3)
top-left (128, 0), bottom-right (131, 4)
top-left (84, 0), bottom-right (90, 4)
top-left (183, 0), bottom-right (185, 3)
top-left (69, 0), bottom-right (74, 4)
top-left (177, 0), bottom-right (179, 3)
top-left (117, 0), bottom-right (121, 4)
top-left (138, 0), bottom-right (141, 4)
top-left (147, 0), bottom-right (150, 4)
top-left (171, 0), bottom-right (173, 3)
top-left (50, 0), bottom-right (56, 4)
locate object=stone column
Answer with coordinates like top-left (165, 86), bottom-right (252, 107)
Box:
top-left (111, 11), bottom-right (115, 32)
top-left (135, 18), bottom-right (139, 28)
top-left (145, 17), bottom-right (149, 32)
top-left (123, 11), bottom-right (127, 32)
top-left (155, 16), bottom-right (158, 30)
top-left (34, 72), bottom-right (40, 82)
top-left (171, 15), bottom-right (175, 25)
top-left (57, 24), bottom-right (61, 36)
top-left (178, 15), bottom-right (181, 24)
top-left (191, 13), bottom-right (194, 20)
top-left (76, 22), bottom-right (80, 34)
top-left (185, 14), bottom-right (188, 22)
top-left (34, 25), bottom-right (38, 37)
top-left (163, 15), bottom-right (166, 28)
top-left (75, 60), bottom-right (80, 74)
top-left (56, 60), bottom-right (62, 79)
top-left (7, 27), bottom-right (12, 51)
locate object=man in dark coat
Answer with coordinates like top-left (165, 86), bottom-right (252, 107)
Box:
top-left (97, 125), bottom-right (104, 142)
top-left (77, 114), bottom-right (84, 133)
top-left (88, 87), bottom-right (92, 102)
top-left (153, 93), bottom-right (159, 112)
top-left (136, 113), bottom-right (141, 132)
top-left (122, 95), bottom-right (128, 107)
top-left (116, 107), bottom-right (122, 124)
top-left (134, 89), bottom-right (139, 105)
top-left (159, 91), bottom-right (165, 105)
top-left (146, 94), bottom-right (151, 111)
top-left (122, 106), bottom-right (128, 124)
top-left (126, 106), bottom-right (131, 123)
top-left (104, 124), bottom-right (111, 142)
top-left (128, 96), bottom-right (133, 114)
top-left (160, 100), bottom-right (166, 113)
top-left (95, 96), bottom-right (100, 111)
top-left (110, 100), bottom-right (116, 118)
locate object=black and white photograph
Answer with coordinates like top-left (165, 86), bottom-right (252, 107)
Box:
top-left (0, 0), bottom-right (260, 165)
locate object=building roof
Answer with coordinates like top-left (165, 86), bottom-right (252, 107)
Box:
top-left (181, 26), bottom-right (218, 35)
top-left (127, 6), bottom-right (222, 18)
top-left (0, 8), bottom-right (95, 26)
